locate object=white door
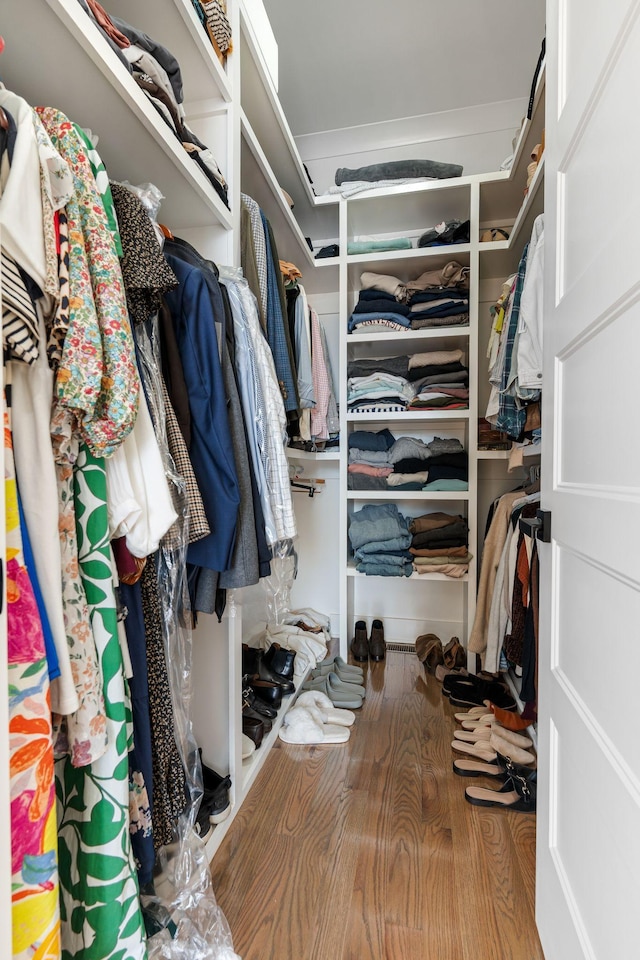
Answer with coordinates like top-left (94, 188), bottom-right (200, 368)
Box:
top-left (537, 1), bottom-right (640, 957)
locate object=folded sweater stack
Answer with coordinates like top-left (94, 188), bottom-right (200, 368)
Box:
top-left (348, 504), bottom-right (413, 577)
top-left (347, 431), bottom-right (468, 492)
top-left (346, 350), bottom-right (469, 414)
top-left (348, 262), bottom-right (470, 333)
top-left (406, 349), bottom-right (469, 412)
top-left (409, 512), bottom-right (472, 578)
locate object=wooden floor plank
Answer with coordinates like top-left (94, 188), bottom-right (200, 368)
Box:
top-left (211, 651), bottom-right (544, 960)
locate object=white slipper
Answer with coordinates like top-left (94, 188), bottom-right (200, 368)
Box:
top-left (279, 706), bottom-right (350, 744)
top-left (241, 734), bottom-right (256, 760)
top-left (296, 691), bottom-right (356, 727)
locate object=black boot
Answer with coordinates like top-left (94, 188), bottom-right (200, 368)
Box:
top-left (242, 643), bottom-right (295, 693)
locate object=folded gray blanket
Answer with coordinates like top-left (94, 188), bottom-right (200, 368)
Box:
top-left (336, 159), bottom-right (463, 185)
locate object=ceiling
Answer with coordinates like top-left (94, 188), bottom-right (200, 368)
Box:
top-left (262, 0), bottom-right (546, 137)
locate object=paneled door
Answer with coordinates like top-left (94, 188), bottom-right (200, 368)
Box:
top-left (537, 1), bottom-right (640, 957)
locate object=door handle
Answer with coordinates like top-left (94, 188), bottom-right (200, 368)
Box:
top-left (519, 509), bottom-right (552, 543)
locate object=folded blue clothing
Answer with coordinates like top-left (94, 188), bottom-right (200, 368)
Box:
top-left (410, 300), bottom-right (469, 320)
top-left (348, 503), bottom-right (409, 551)
top-left (347, 238), bottom-right (412, 255)
top-left (410, 288), bottom-right (469, 304)
top-left (358, 288), bottom-right (399, 303)
top-left (356, 560), bottom-right (413, 577)
top-left (422, 479), bottom-right (469, 491)
top-left (355, 535), bottom-right (413, 557)
top-left (354, 298), bottom-right (410, 316)
top-left (348, 428), bottom-right (396, 451)
top-left (354, 550), bottom-right (413, 567)
top-left (348, 311), bottom-right (412, 332)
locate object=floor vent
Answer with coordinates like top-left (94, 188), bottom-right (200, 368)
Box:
top-left (385, 643), bottom-right (416, 654)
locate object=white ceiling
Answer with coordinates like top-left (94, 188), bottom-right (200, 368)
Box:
top-left (262, 0), bottom-right (546, 137)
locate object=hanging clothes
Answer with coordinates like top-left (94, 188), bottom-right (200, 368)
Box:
top-left (5, 395), bottom-right (61, 960)
top-left (56, 446), bottom-right (146, 960)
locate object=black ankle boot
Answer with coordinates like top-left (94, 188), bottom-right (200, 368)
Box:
top-left (242, 644), bottom-right (295, 693)
top-left (264, 643), bottom-right (296, 681)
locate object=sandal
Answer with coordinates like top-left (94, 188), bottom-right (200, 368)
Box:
top-left (452, 733), bottom-right (536, 766)
top-left (454, 705), bottom-right (490, 723)
top-left (454, 753), bottom-right (536, 779)
top-left (465, 771), bottom-right (537, 812)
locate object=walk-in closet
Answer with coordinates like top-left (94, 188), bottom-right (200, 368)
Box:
top-left (1, 1), bottom-right (638, 959)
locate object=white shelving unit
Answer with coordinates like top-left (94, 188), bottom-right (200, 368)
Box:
top-left (338, 174), bottom-right (480, 657)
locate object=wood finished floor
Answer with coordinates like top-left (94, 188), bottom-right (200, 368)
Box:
top-left (211, 651), bottom-right (544, 960)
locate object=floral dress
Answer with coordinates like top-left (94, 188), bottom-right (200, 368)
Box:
top-left (5, 394), bottom-right (61, 960)
top-left (55, 445), bottom-right (147, 960)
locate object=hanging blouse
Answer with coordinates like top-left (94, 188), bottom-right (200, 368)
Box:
top-left (37, 107), bottom-right (140, 457)
top-left (110, 181), bottom-right (178, 325)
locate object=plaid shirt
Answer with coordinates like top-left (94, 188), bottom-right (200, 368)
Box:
top-left (497, 245), bottom-right (528, 440)
top-left (241, 194), bottom-right (268, 319)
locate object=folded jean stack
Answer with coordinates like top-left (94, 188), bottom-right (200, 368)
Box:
top-left (347, 350), bottom-right (469, 415)
top-left (348, 503), bottom-right (413, 577)
top-left (409, 512), bottom-right (472, 579)
top-left (348, 260), bottom-right (469, 334)
top-left (347, 429), bottom-right (469, 492)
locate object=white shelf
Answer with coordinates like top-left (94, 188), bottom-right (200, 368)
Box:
top-left (205, 668), bottom-right (309, 862)
top-left (347, 410), bottom-right (470, 423)
top-left (506, 60), bottom-right (546, 189)
top-left (346, 243), bottom-right (471, 267)
top-left (347, 326), bottom-right (470, 344)
top-left (347, 490), bottom-right (469, 501)
top-left (508, 157), bottom-right (545, 250)
top-left (347, 564), bottom-right (468, 583)
top-left (286, 448), bottom-right (340, 461)
top-left (241, 109), bottom-right (316, 269)
top-left (2, 0), bottom-right (233, 231)
top-left (107, 0), bottom-right (232, 102)
top-left (239, 3), bottom-right (339, 244)
top-left (479, 61), bottom-right (545, 226)
top-left (477, 449), bottom-right (511, 460)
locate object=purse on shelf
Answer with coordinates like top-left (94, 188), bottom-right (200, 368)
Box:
top-left (199, 0), bottom-right (233, 64)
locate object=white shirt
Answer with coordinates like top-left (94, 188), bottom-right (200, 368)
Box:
top-left (516, 215), bottom-right (545, 391)
top-left (106, 389), bottom-right (177, 558)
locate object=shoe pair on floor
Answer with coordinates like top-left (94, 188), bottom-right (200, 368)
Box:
top-left (350, 619), bottom-right (385, 662)
top-left (278, 691), bottom-right (356, 745)
top-left (451, 705), bottom-right (537, 813)
top-left (302, 657), bottom-right (366, 709)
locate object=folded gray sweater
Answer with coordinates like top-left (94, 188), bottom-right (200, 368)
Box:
top-left (336, 159), bottom-right (463, 185)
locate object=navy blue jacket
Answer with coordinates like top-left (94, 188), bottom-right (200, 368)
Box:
top-left (164, 254), bottom-right (240, 571)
